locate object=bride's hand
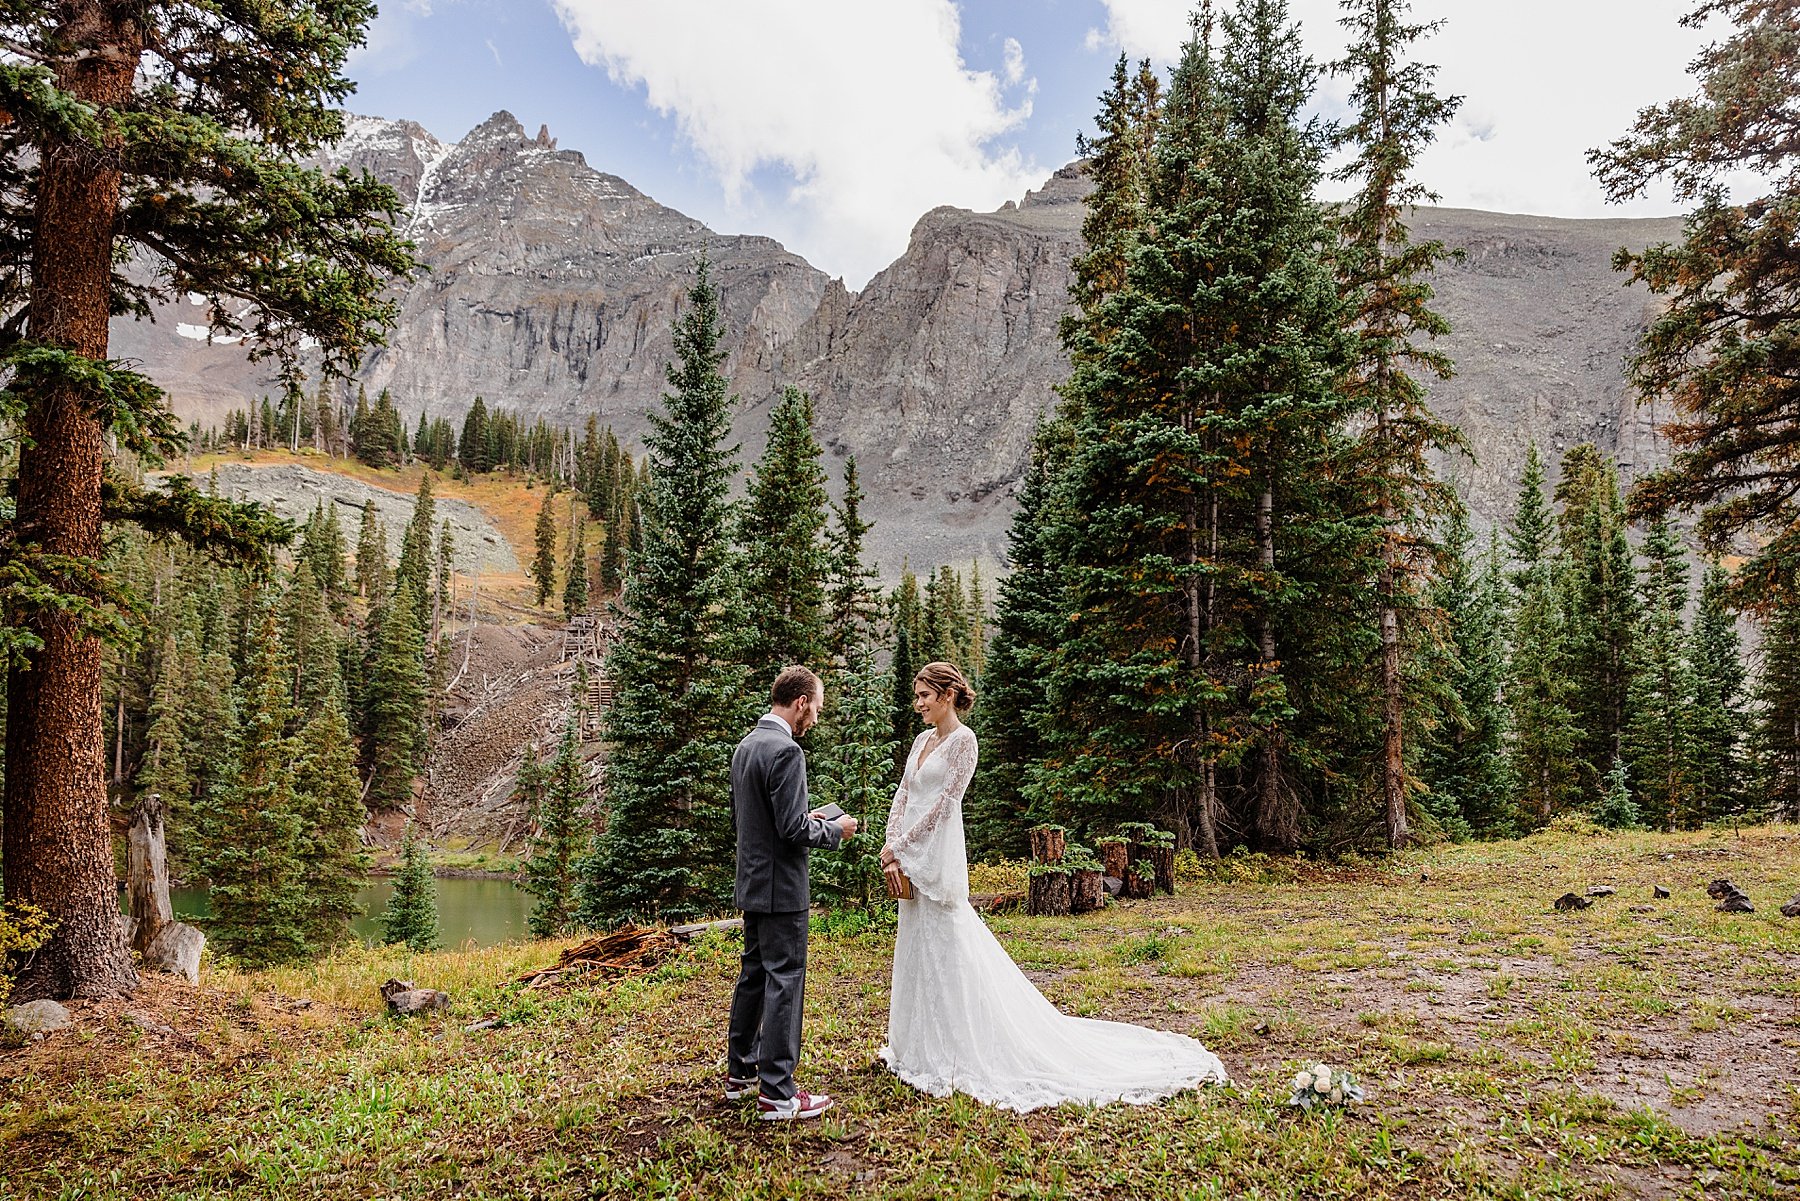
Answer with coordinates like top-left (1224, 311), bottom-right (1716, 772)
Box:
top-left (882, 862), bottom-right (908, 899)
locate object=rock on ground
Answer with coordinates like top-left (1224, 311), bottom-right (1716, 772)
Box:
top-left (144, 921), bottom-right (206, 985)
top-left (3, 999), bottom-right (72, 1035)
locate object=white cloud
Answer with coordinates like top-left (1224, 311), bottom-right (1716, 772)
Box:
top-left (549, 0), bottom-right (1042, 288)
top-left (1085, 0), bottom-right (1741, 219)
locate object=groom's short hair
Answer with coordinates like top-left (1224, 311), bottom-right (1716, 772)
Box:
top-left (770, 665), bottom-right (821, 708)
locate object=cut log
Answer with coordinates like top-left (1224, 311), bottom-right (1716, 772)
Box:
top-left (1097, 838), bottom-right (1129, 879)
top-left (1553, 892), bottom-right (1592, 911)
top-left (126, 797), bottom-right (174, 957)
top-left (1781, 893), bottom-right (1800, 918)
top-left (1146, 845), bottom-right (1176, 895)
top-left (671, 917), bottom-right (744, 941)
top-left (1026, 870), bottom-right (1072, 917)
top-left (1070, 869), bottom-right (1106, 914)
top-left (1028, 826), bottom-right (1067, 864)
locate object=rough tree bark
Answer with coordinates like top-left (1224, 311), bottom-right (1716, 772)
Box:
top-left (3, 6), bottom-right (144, 1001)
top-left (1253, 481), bottom-right (1297, 850)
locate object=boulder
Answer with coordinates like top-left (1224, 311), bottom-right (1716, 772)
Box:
top-left (3, 999), bottom-right (72, 1036)
top-left (1653, 885), bottom-right (1671, 899)
top-left (1553, 892), bottom-right (1593, 911)
top-left (1781, 893), bottom-right (1800, 918)
top-left (380, 978), bottom-right (450, 1016)
top-left (144, 921), bottom-right (206, 985)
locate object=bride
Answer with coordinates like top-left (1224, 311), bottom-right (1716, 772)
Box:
top-left (878, 661), bottom-right (1230, 1111)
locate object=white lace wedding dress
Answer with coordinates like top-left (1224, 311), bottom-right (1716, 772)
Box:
top-left (879, 724), bottom-right (1230, 1111)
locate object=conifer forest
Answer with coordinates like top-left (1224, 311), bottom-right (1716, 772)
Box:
top-left (5, 4), bottom-right (1800, 1193)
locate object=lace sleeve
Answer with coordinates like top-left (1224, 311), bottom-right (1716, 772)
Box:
top-left (888, 729), bottom-right (978, 858)
top-left (885, 731), bottom-right (929, 848)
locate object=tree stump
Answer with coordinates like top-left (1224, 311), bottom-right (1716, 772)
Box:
top-left (1028, 826), bottom-right (1067, 864)
top-left (1122, 865), bottom-right (1155, 900)
top-left (126, 797), bottom-right (174, 957)
top-left (1146, 845), bottom-right (1176, 895)
top-left (1026, 870), bottom-right (1072, 916)
top-left (1097, 838), bottom-right (1129, 879)
top-left (1070, 869), bottom-right (1106, 914)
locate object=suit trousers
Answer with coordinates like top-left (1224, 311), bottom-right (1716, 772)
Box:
top-left (727, 909), bottom-right (809, 1101)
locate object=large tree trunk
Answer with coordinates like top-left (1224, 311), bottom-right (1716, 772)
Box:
top-left (3, 8), bottom-right (143, 1001)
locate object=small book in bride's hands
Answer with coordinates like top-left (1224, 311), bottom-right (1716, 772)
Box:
top-left (884, 861), bottom-right (913, 900)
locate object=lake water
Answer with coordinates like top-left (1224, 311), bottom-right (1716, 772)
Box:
top-left (162, 877), bottom-right (533, 949)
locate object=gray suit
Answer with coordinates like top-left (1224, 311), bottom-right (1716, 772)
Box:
top-left (727, 715), bottom-right (844, 1100)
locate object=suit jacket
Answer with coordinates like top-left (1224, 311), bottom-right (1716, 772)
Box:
top-left (732, 715), bottom-right (843, 913)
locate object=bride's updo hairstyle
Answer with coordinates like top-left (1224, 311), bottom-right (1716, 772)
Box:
top-left (915, 661), bottom-right (976, 713)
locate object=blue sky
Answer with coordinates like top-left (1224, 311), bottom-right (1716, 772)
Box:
top-left (347, 1), bottom-right (1721, 288)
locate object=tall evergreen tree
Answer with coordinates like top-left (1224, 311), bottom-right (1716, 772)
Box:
top-left (1419, 512), bottom-right (1514, 839)
top-left (532, 486), bottom-right (558, 607)
top-left (1556, 447), bottom-right (1639, 797)
top-left (578, 263), bottom-right (750, 923)
top-left (525, 713), bottom-right (587, 938)
top-left (739, 387), bottom-right (831, 679)
top-left (1753, 596), bottom-right (1800, 823)
top-left (355, 501), bottom-right (388, 599)
top-left (395, 472), bottom-right (436, 637)
top-left (563, 519), bottom-right (590, 619)
top-left (823, 457), bottom-right (881, 674)
top-left (809, 650), bottom-right (898, 907)
top-left (1330, 0), bottom-right (1465, 849)
top-left (1592, 1), bottom-right (1800, 604)
top-left (291, 689), bottom-right (369, 951)
top-left (0, 0), bottom-right (403, 999)
top-left (1688, 562), bottom-right (1747, 822)
top-left (1623, 514), bottom-right (1694, 829)
top-left (195, 608), bottom-right (306, 967)
top-left (460, 396), bottom-right (493, 473)
top-left (361, 590), bottom-right (427, 809)
top-left (1505, 453), bottom-right (1586, 821)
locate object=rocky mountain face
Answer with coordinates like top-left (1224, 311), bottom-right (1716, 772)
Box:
top-left (110, 112), bottom-right (1686, 574)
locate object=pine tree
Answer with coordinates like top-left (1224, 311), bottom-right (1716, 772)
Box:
top-left (395, 473), bottom-right (436, 636)
top-left (563, 519), bottom-right (590, 619)
top-left (0, 0), bottom-right (403, 999)
top-left (435, 520), bottom-right (455, 644)
top-left (532, 486), bottom-right (558, 607)
top-left (1419, 513), bottom-right (1515, 839)
top-left (809, 649), bottom-right (898, 907)
top-left (291, 689), bottom-right (369, 952)
top-left (525, 713), bottom-right (587, 938)
top-left (1043, 0), bottom-right (1355, 850)
top-left (1688, 562), bottom-right (1747, 822)
top-left (1555, 448), bottom-right (1639, 798)
top-left (381, 825), bottom-right (439, 952)
top-left (1505, 456), bottom-right (1586, 821)
top-left (135, 631), bottom-right (194, 825)
top-left (1330, 0), bottom-right (1466, 849)
top-left (1592, 1), bottom-right (1800, 603)
top-left (577, 263), bottom-right (750, 923)
top-left (299, 501), bottom-right (349, 602)
top-left (971, 431), bottom-right (1071, 859)
top-left (361, 589), bottom-right (427, 809)
top-left (739, 387), bottom-right (831, 679)
top-left (195, 608), bottom-right (307, 967)
top-left (1753, 596), bottom-right (1800, 823)
top-left (823, 457), bottom-right (881, 674)
top-left (283, 562), bottom-right (340, 715)
top-left (1623, 514), bottom-right (1694, 829)
top-left (1595, 756), bottom-right (1641, 830)
top-left (460, 397), bottom-right (493, 474)
top-left (355, 501), bottom-right (388, 599)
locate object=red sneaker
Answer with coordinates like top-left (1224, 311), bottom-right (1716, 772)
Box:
top-left (757, 1090), bottom-right (834, 1121)
top-left (724, 1075), bottom-right (757, 1101)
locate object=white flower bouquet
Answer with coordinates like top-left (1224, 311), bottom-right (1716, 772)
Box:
top-left (1286, 1062), bottom-right (1365, 1111)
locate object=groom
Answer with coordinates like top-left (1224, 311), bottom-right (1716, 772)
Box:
top-left (726, 665), bottom-right (858, 1120)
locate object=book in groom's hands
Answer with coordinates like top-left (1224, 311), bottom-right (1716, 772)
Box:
top-left (811, 802), bottom-right (846, 821)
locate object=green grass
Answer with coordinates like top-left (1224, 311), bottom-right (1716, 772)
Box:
top-left (5, 825), bottom-right (1800, 1198)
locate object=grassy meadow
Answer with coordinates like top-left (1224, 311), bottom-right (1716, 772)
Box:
top-left (5, 821), bottom-right (1799, 1199)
